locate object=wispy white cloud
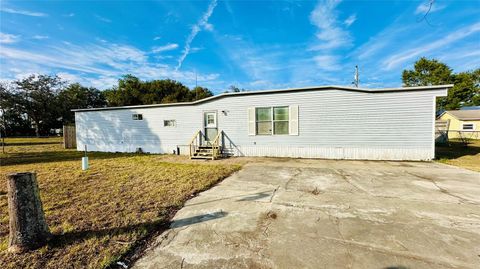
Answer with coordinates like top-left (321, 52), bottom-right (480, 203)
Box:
top-left (32, 35), bottom-right (49, 40)
top-left (350, 22), bottom-right (409, 60)
top-left (190, 47), bottom-right (203, 53)
top-left (0, 32), bottom-right (20, 44)
top-left (203, 23), bottom-right (214, 31)
top-left (344, 14), bottom-right (356, 27)
top-left (313, 55), bottom-right (342, 71)
top-left (176, 0), bottom-right (217, 70)
top-left (153, 36), bottom-right (161, 41)
top-left (383, 22), bottom-right (480, 70)
top-left (307, 0), bottom-right (354, 73)
top-left (0, 7), bottom-right (48, 17)
top-left (415, 1), bottom-right (446, 15)
top-left (63, 13), bottom-right (75, 17)
top-left (309, 0), bottom-right (352, 50)
top-left (0, 40), bottom-right (219, 89)
top-left (95, 14), bottom-right (112, 23)
top-left (151, 43), bottom-right (178, 53)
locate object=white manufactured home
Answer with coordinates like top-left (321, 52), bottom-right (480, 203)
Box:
top-left (73, 85), bottom-right (452, 160)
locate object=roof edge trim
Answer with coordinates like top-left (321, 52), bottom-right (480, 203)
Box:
top-left (72, 84), bottom-right (453, 112)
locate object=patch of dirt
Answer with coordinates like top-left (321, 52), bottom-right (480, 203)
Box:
top-left (310, 187), bottom-right (322, 195)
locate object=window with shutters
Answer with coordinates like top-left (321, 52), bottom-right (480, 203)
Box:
top-left (255, 106), bottom-right (289, 135)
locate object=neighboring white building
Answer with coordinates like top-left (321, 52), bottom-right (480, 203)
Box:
top-left (73, 84), bottom-right (451, 160)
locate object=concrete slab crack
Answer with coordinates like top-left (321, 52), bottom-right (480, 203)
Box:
top-left (284, 168), bottom-right (302, 190)
top-left (328, 215), bottom-right (353, 268)
top-left (406, 171), bottom-right (479, 205)
top-left (333, 169), bottom-right (374, 196)
top-left (269, 186), bottom-right (279, 203)
top-left (315, 235), bottom-right (472, 268)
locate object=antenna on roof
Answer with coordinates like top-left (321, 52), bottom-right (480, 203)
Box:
top-left (195, 70), bottom-right (198, 88)
top-left (352, 65), bottom-right (359, 88)
top-left (195, 70), bottom-right (198, 100)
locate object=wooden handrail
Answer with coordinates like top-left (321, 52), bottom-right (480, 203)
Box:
top-left (189, 130), bottom-right (202, 158)
top-left (211, 130), bottom-right (222, 146)
top-left (211, 130), bottom-right (223, 159)
top-left (189, 130), bottom-right (223, 159)
top-left (189, 130), bottom-right (201, 145)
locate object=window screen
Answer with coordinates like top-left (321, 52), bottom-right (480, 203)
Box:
top-left (132, 114), bottom-right (143, 120)
top-left (273, 107), bottom-right (289, 134)
top-left (255, 107), bottom-right (289, 135)
top-left (164, 120), bottom-right (176, 127)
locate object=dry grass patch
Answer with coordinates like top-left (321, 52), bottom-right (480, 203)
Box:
top-left (435, 139), bottom-right (480, 172)
top-left (0, 137), bottom-right (240, 268)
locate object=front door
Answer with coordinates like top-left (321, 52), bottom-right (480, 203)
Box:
top-left (204, 111), bottom-right (218, 143)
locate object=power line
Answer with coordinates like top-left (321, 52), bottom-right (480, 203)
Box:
top-left (417, 0), bottom-right (437, 27)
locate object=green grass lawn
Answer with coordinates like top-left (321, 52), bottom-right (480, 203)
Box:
top-left (0, 137), bottom-right (240, 268)
top-left (435, 139), bottom-right (480, 172)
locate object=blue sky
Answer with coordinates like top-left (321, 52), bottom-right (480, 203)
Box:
top-left (0, 0), bottom-right (479, 94)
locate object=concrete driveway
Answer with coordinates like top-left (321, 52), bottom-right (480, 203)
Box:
top-left (134, 159), bottom-right (480, 269)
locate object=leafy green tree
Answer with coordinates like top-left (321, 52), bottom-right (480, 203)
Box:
top-left (190, 86), bottom-right (213, 101)
top-left (0, 82), bottom-right (32, 136)
top-left (14, 75), bottom-right (66, 137)
top-left (402, 57), bottom-right (453, 87)
top-left (402, 57), bottom-right (479, 110)
top-left (225, 85), bottom-right (246, 93)
top-left (445, 69), bottom-right (480, 110)
top-left (57, 83), bottom-right (107, 123)
top-left (146, 79), bottom-right (191, 104)
top-left (104, 75), bottom-right (213, 106)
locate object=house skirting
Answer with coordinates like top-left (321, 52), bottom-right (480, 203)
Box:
top-left (232, 146), bottom-right (433, 161)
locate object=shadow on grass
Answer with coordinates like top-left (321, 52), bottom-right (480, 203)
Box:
top-left (436, 141), bottom-right (480, 160)
top-left (49, 211), bottom-right (228, 249)
top-left (2, 141), bottom-right (62, 146)
top-left (49, 219), bottom-right (168, 249)
top-left (1, 151), bottom-right (139, 166)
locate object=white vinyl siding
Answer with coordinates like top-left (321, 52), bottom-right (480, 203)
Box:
top-left (75, 88), bottom-right (447, 160)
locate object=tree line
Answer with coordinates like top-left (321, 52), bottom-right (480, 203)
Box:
top-left (0, 74), bottom-right (213, 137)
top-left (402, 57), bottom-right (479, 110)
top-left (0, 57), bottom-right (478, 137)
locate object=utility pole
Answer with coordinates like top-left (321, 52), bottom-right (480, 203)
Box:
top-left (195, 70), bottom-right (198, 100)
top-left (353, 65), bottom-right (359, 88)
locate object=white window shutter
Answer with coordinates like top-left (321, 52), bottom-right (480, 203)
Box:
top-left (289, 105), bottom-right (299, 135)
top-left (248, 107), bottom-right (256, 136)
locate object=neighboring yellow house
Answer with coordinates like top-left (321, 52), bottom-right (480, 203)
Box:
top-left (437, 110), bottom-right (480, 139)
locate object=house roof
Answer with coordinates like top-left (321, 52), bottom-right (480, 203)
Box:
top-left (460, 106), bottom-right (480, 110)
top-left (72, 84), bottom-right (453, 112)
top-left (440, 110), bottom-right (480, 121)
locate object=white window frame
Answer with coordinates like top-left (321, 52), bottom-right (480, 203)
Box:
top-left (164, 120), bottom-right (176, 127)
top-left (255, 106), bottom-right (289, 135)
top-left (132, 114), bottom-right (143, 120)
top-left (462, 123), bottom-right (475, 131)
top-left (204, 112), bottom-right (217, 128)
